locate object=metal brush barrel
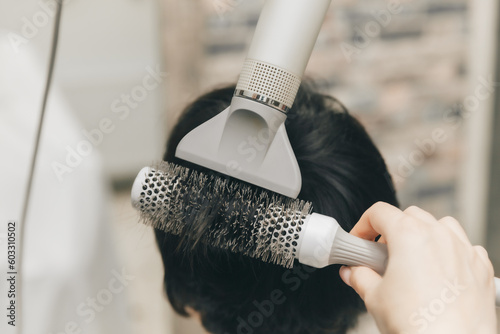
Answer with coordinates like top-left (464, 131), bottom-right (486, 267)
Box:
top-left (131, 163), bottom-right (311, 268)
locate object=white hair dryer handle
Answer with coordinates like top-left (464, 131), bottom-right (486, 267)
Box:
top-left (236, 0), bottom-right (332, 111)
top-left (247, 0), bottom-right (332, 77)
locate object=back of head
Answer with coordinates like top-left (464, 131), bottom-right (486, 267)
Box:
top-left (155, 83), bottom-right (398, 334)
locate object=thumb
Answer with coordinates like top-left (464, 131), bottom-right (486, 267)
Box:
top-left (339, 266), bottom-right (382, 302)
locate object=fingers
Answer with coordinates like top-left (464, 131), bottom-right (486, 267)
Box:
top-left (340, 266), bottom-right (382, 302)
top-left (474, 245), bottom-right (490, 263)
top-left (351, 203), bottom-right (443, 244)
top-left (350, 202), bottom-right (404, 241)
top-left (403, 206), bottom-right (437, 224)
top-left (439, 216), bottom-right (470, 245)
top-left (473, 245), bottom-right (495, 277)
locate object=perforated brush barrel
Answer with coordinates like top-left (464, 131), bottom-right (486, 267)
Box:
top-left (131, 163), bottom-right (311, 268)
top-left (235, 59), bottom-right (301, 112)
top-left (254, 204), bottom-right (306, 264)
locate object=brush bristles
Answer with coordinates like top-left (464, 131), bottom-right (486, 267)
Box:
top-left (135, 161), bottom-right (311, 268)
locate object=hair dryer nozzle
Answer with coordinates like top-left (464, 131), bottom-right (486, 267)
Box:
top-left (175, 97), bottom-right (301, 198)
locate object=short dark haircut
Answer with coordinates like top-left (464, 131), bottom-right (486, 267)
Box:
top-left (155, 83), bottom-right (399, 334)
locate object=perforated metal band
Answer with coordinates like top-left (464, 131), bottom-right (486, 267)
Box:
top-left (235, 59), bottom-right (301, 112)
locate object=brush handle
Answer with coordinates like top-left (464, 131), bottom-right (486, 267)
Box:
top-left (335, 229), bottom-right (500, 307)
top-left (331, 227), bottom-right (388, 275)
top-left (236, 0), bottom-right (332, 112)
top-left (336, 234), bottom-right (500, 308)
top-left (298, 213), bottom-right (388, 274)
top-left (247, 0), bottom-right (331, 78)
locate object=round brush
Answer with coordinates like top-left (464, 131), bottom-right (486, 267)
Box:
top-left (131, 162), bottom-right (388, 274)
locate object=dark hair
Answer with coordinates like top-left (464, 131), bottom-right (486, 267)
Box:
top-left (155, 83), bottom-right (398, 334)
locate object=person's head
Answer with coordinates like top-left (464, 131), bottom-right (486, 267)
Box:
top-left (155, 83), bottom-right (398, 334)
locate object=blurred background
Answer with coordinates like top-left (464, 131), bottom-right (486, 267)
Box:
top-left (0, 0), bottom-right (499, 333)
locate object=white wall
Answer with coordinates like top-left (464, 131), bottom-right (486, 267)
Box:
top-left (1, 0), bottom-right (166, 181)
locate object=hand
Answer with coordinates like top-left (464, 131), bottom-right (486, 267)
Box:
top-left (339, 202), bottom-right (497, 334)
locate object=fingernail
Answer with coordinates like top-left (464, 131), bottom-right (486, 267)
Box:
top-left (339, 266), bottom-right (352, 286)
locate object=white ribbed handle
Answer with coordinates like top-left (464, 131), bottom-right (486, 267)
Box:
top-left (297, 213), bottom-right (387, 273)
top-left (331, 228), bottom-right (388, 275)
top-left (247, 0), bottom-right (331, 77)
